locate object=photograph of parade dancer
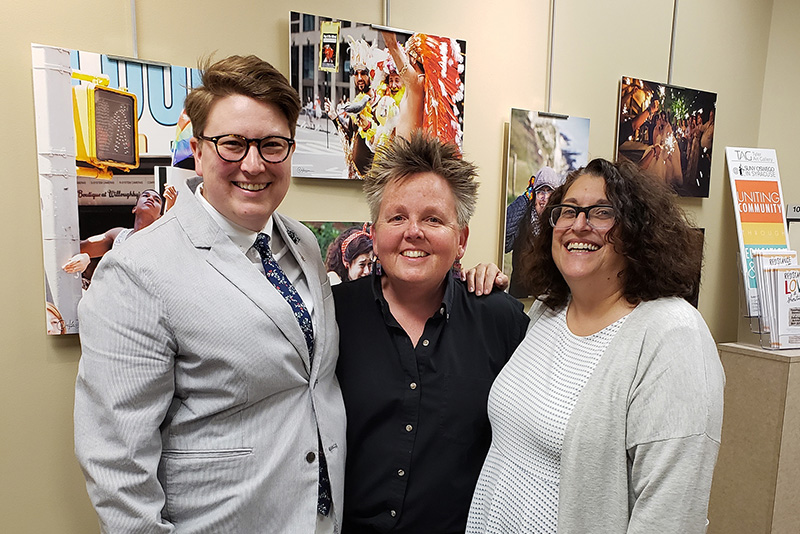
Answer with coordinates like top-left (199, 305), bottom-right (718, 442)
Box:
top-left (302, 221), bottom-right (373, 285)
top-left (616, 77), bottom-right (717, 197)
top-left (290, 11), bottom-right (467, 179)
top-left (503, 108), bottom-right (590, 298)
top-left (62, 186), bottom-right (177, 287)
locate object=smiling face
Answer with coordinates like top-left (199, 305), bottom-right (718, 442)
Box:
top-left (534, 186), bottom-right (554, 216)
top-left (191, 94), bottom-right (294, 232)
top-left (354, 69), bottom-right (370, 93)
top-left (345, 252), bottom-right (373, 281)
top-left (552, 173), bottom-right (626, 295)
top-left (372, 172), bottom-right (468, 293)
top-left (386, 73), bottom-right (402, 95)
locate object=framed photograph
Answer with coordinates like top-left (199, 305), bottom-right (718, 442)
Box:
top-left (32, 44), bottom-right (198, 334)
top-left (290, 11), bottom-right (467, 179)
top-left (503, 108), bottom-right (590, 298)
top-left (302, 221), bottom-right (373, 285)
top-left (616, 76), bottom-right (717, 197)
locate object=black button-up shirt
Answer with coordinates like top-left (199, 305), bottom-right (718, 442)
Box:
top-left (334, 272), bottom-right (529, 533)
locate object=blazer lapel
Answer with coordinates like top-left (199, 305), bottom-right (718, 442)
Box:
top-left (176, 183), bottom-right (312, 374)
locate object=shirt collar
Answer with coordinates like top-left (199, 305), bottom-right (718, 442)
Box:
top-left (369, 268), bottom-right (455, 323)
top-left (194, 182), bottom-right (273, 253)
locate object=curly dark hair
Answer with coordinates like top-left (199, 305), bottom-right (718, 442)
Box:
top-left (325, 226), bottom-right (373, 282)
top-left (519, 158), bottom-right (703, 309)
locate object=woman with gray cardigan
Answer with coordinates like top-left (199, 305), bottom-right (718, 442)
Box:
top-left (467, 158), bottom-right (724, 533)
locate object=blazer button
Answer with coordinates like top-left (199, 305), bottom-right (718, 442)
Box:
top-left (306, 451), bottom-right (316, 463)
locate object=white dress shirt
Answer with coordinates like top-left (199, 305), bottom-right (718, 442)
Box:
top-left (194, 184), bottom-right (314, 316)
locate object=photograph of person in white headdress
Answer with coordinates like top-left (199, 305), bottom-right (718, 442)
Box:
top-left (290, 11), bottom-right (467, 179)
top-left (503, 108), bottom-right (590, 298)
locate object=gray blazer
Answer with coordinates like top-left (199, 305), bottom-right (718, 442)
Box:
top-left (74, 178), bottom-right (345, 533)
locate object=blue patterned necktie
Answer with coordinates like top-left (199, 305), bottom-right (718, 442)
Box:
top-left (253, 233), bottom-right (314, 361)
top-left (253, 232), bottom-right (331, 516)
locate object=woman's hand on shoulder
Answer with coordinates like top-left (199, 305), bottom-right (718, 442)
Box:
top-left (463, 263), bottom-right (509, 296)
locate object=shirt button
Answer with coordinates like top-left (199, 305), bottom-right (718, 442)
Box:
top-left (390, 510), bottom-right (397, 517)
top-left (405, 424), bottom-right (413, 432)
top-left (397, 469), bottom-right (405, 477)
top-left (440, 307), bottom-right (445, 315)
top-left (409, 382), bottom-right (417, 390)
top-left (306, 451), bottom-right (316, 463)
top-left (422, 339), bottom-right (429, 347)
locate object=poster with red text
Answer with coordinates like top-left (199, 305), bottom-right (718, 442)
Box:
top-left (726, 147), bottom-right (790, 317)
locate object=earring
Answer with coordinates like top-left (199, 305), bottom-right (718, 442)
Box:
top-left (373, 258), bottom-right (382, 276)
top-left (451, 259), bottom-right (462, 279)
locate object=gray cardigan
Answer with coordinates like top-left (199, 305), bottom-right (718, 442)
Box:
top-left (526, 297), bottom-right (725, 534)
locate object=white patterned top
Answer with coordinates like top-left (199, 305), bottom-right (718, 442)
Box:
top-left (467, 303), bottom-right (627, 533)
top-left (112, 228), bottom-right (135, 249)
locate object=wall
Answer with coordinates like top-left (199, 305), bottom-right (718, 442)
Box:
top-left (0, 0), bottom-right (783, 531)
top-left (759, 0), bottom-right (800, 259)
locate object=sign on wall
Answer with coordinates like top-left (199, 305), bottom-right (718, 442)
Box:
top-left (726, 146), bottom-right (790, 317)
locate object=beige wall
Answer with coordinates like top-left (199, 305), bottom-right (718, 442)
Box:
top-left (0, 0), bottom-right (788, 531)
top-left (760, 0), bottom-right (800, 251)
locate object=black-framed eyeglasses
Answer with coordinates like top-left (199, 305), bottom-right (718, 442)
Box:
top-left (549, 204), bottom-right (616, 230)
top-left (198, 134), bottom-right (295, 164)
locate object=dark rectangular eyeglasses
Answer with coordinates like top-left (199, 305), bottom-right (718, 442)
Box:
top-left (197, 134), bottom-right (295, 164)
top-left (549, 204), bottom-right (616, 230)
